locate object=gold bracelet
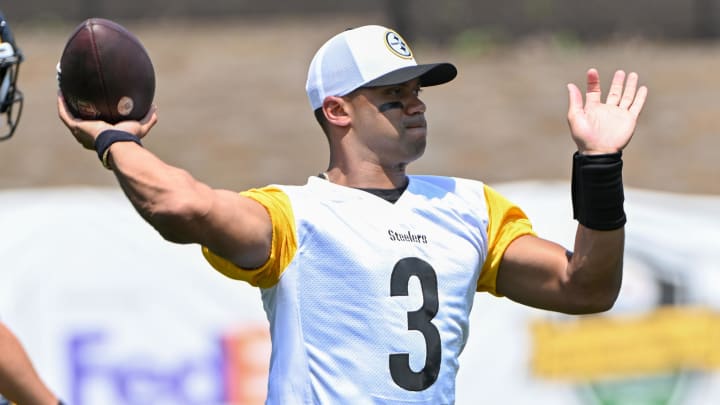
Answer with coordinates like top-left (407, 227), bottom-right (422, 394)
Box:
top-left (101, 147), bottom-right (113, 170)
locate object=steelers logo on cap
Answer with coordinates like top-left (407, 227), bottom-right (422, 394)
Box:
top-left (385, 30), bottom-right (413, 59)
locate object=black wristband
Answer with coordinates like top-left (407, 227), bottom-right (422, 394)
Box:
top-left (94, 129), bottom-right (142, 169)
top-left (571, 151), bottom-right (626, 230)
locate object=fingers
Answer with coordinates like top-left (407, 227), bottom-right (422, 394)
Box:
top-left (57, 92), bottom-right (88, 147)
top-left (566, 82), bottom-right (584, 120)
top-left (605, 70), bottom-right (626, 106)
top-left (144, 110), bottom-right (159, 133)
top-left (114, 105), bottom-right (158, 139)
top-left (56, 91), bottom-right (74, 129)
top-left (628, 85), bottom-right (648, 117)
top-left (584, 68), bottom-right (602, 104)
top-left (618, 72), bottom-right (637, 108)
top-left (141, 104), bottom-right (159, 130)
top-left (579, 68), bottom-right (647, 114)
top-left (612, 70), bottom-right (647, 116)
top-left (59, 91), bottom-right (160, 144)
top-left (140, 104), bottom-right (158, 138)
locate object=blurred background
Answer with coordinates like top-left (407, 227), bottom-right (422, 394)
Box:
top-left (0, 1), bottom-right (719, 404)
top-left (1, 0), bottom-right (719, 192)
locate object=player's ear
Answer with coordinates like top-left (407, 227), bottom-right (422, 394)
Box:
top-left (322, 96), bottom-right (351, 128)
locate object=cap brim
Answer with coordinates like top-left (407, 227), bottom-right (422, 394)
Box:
top-left (363, 62), bottom-right (457, 88)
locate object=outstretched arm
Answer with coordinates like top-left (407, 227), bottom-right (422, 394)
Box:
top-left (496, 68), bottom-right (648, 314)
top-left (0, 323), bottom-right (57, 405)
top-left (57, 94), bottom-right (273, 269)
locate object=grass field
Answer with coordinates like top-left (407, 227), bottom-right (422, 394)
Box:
top-left (2, 15), bottom-right (718, 194)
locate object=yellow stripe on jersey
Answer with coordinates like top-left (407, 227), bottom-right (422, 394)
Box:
top-left (477, 184), bottom-right (536, 296)
top-left (201, 186), bottom-right (297, 289)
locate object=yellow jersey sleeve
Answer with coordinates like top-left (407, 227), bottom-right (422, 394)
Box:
top-left (201, 186), bottom-right (297, 288)
top-left (477, 184), bottom-right (536, 295)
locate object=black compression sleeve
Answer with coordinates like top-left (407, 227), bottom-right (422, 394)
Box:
top-left (571, 151), bottom-right (626, 230)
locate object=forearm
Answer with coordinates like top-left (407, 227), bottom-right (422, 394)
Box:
top-left (563, 151), bottom-right (627, 312)
top-left (104, 140), bottom-right (272, 268)
top-left (565, 225), bottom-right (624, 311)
top-left (0, 325), bottom-right (57, 405)
top-left (497, 151), bottom-right (628, 314)
top-left (106, 141), bottom-right (213, 244)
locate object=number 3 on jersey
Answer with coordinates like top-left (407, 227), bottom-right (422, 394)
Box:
top-left (389, 257), bottom-right (441, 391)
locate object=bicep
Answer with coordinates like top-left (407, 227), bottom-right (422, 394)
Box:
top-left (199, 189), bottom-right (273, 269)
top-left (495, 234), bottom-right (573, 311)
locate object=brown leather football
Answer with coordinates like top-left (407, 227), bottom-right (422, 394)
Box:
top-left (58, 18), bottom-right (155, 124)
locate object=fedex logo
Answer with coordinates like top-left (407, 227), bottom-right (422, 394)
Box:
top-left (67, 325), bottom-right (269, 405)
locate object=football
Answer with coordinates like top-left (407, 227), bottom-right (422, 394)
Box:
top-left (58, 18), bottom-right (155, 123)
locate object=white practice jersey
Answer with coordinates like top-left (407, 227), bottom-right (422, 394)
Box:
top-left (203, 175), bottom-right (534, 404)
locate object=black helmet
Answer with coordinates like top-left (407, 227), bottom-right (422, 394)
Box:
top-left (0, 11), bottom-right (23, 141)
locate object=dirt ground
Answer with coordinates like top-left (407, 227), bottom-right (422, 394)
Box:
top-left (1, 15), bottom-right (719, 195)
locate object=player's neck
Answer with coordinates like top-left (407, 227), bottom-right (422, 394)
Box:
top-left (323, 164), bottom-right (407, 190)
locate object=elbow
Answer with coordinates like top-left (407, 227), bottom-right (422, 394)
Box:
top-left (561, 256), bottom-right (623, 315)
top-left (564, 285), bottom-right (621, 315)
top-left (151, 211), bottom-right (198, 244)
top-left (141, 192), bottom-right (209, 244)
top-left (571, 295), bottom-right (617, 315)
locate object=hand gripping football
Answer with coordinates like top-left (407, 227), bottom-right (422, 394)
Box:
top-left (58, 18), bottom-right (155, 123)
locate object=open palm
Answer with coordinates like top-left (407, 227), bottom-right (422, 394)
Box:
top-left (567, 68), bottom-right (648, 155)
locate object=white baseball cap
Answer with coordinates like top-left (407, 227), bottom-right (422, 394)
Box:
top-left (306, 25), bottom-right (457, 110)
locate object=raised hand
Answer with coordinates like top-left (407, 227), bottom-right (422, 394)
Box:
top-left (566, 68), bottom-right (648, 155)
